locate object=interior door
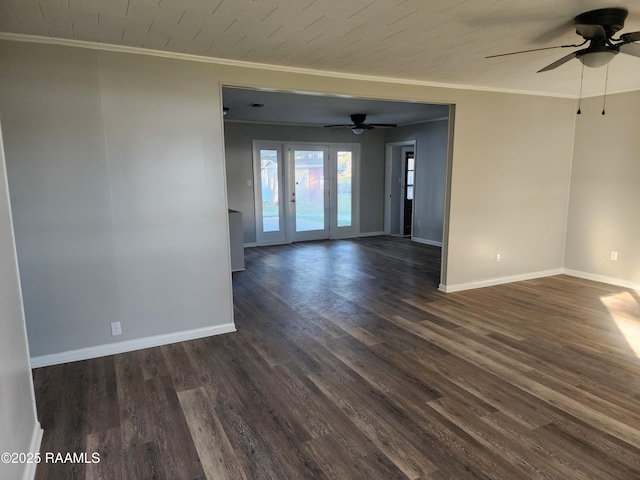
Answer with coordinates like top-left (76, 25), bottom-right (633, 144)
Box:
top-left (289, 145), bottom-right (330, 242)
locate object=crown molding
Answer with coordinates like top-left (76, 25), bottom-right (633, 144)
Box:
top-left (0, 32), bottom-right (584, 100)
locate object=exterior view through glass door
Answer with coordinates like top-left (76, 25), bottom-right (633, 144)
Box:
top-left (291, 146), bottom-right (329, 242)
top-left (254, 142), bottom-right (286, 245)
top-left (253, 141), bottom-right (359, 246)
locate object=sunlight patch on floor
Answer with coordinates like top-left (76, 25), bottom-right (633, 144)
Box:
top-left (601, 291), bottom-right (640, 358)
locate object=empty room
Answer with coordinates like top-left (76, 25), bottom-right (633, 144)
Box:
top-left (1, 1), bottom-right (640, 479)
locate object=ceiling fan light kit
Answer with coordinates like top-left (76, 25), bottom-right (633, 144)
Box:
top-left (579, 50), bottom-right (617, 68)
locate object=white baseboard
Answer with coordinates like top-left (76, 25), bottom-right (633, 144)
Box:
top-left (439, 268), bottom-right (563, 293)
top-left (411, 237), bottom-right (442, 247)
top-left (249, 233), bottom-right (385, 245)
top-left (563, 269), bottom-right (640, 290)
top-left (30, 323), bottom-right (236, 368)
top-left (22, 421), bottom-right (43, 480)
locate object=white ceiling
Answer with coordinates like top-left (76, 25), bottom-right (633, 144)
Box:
top-left (1, 0), bottom-right (640, 99)
top-left (222, 87), bottom-right (451, 126)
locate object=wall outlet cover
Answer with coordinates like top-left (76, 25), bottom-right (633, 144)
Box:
top-left (110, 321), bottom-right (122, 336)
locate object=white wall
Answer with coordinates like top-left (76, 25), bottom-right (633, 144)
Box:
top-left (0, 41), bottom-right (234, 362)
top-left (565, 90), bottom-right (640, 287)
top-left (0, 120), bottom-right (42, 480)
top-left (224, 121), bottom-right (386, 243)
top-left (386, 119), bottom-right (449, 245)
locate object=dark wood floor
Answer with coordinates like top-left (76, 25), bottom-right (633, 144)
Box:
top-left (33, 236), bottom-right (640, 479)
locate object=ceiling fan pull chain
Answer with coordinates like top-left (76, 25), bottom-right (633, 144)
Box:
top-left (602, 63), bottom-right (610, 115)
top-left (577, 63), bottom-right (584, 115)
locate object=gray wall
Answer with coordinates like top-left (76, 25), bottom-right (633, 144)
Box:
top-left (388, 145), bottom-right (404, 235)
top-left (565, 90), bottom-right (640, 284)
top-left (0, 121), bottom-right (40, 480)
top-left (224, 122), bottom-right (385, 243)
top-left (0, 42), bottom-right (234, 358)
top-left (0, 37), bottom-right (581, 331)
top-left (386, 119), bottom-right (449, 244)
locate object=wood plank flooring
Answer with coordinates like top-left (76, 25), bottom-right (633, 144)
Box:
top-left (33, 236), bottom-right (640, 479)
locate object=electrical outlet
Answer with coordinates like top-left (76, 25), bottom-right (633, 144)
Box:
top-left (496, 253), bottom-right (501, 263)
top-left (611, 250), bottom-right (618, 261)
top-left (110, 321), bottom-right (122, 336)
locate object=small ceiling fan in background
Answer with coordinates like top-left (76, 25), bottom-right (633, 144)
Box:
top-left (324, 113), bottom-right (397, 134)
top-left (488, 8), bottom-right (640, 72)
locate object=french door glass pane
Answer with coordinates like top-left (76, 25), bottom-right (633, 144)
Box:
top-left (294, 150), bottom-right (325, 232)
top-left (337, 151), bottom-right (352, 227)
top-left (260, 149), bottom-right (280, 232)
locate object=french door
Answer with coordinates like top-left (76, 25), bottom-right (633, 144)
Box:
top-left (289, 145), bottom-right (330, 242)
top-left (253, 141), bottom-right (358, 245)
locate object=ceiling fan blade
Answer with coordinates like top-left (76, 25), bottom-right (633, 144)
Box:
top-left (537, 51), bottom-right (578, 72)
top-left (620, 31), bottom-right (640, 43)
top-left (486, 42), bottom-right (584, 59)
top-left (530, 19), bottom-right (574, 44)
top-left (620, 42), bottom-right (640, 58)
top-left (575, 23), bottom-right (606, 39)
top-left (327, 114), bottom-right (396, 130)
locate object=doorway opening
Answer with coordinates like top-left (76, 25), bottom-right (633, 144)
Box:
top-left (385, 141), bottom-right (417, 238)
top-left (222, 86), bottom-right (454, 287)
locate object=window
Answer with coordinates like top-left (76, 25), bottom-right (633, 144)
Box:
top-left (337, 151), bottom-right (352, 227)
top-left (405, 153), bottom-right (415, 200)
top-left (260, 149), bottom-right (280, 232)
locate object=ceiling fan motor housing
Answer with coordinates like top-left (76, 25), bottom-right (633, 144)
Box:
top-left (350, 114), bottom-right (367, 124)
top-left (574, 8), bottom-right (628, 38)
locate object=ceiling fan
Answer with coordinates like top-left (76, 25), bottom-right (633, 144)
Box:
top-left (487, 8), bottom-right (640, 72)
top-left (324, 113), bottom-right (397, 134)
